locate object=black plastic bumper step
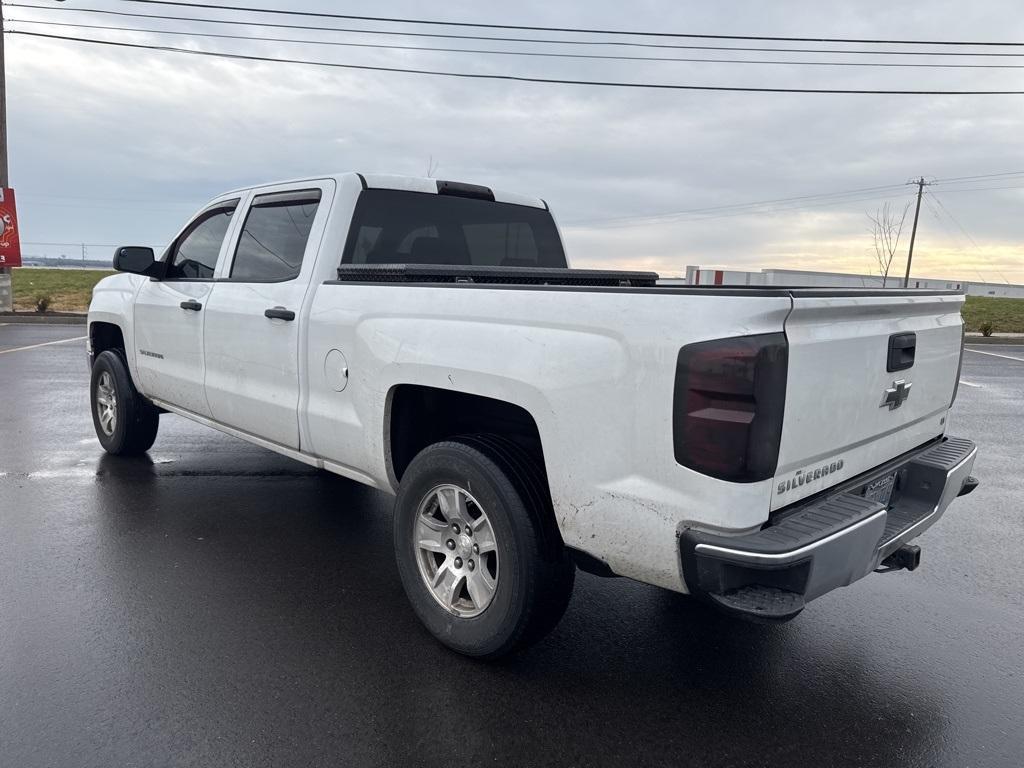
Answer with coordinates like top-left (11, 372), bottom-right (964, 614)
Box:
top-left (706, 492), bottom-right (886, 557)
top-left (878, 437), bottom-right (978, 551)
top-left (709, 586), bottom-right (806, 621)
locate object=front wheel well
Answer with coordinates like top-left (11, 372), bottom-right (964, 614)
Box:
top-left (89, 321), bottom-right (125, 357)
top-left (89, 322), bottom-right (154, 408)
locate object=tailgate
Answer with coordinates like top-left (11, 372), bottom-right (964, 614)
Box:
top-left (771, 292), bottom-right (963, 511)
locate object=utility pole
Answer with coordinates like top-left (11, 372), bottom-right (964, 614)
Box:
top-left (903, 177), bottom-right (929, 288)
top-left (0, 4), bottom-right (11, 312)
top-left (0, 3), bottom-right (8, 191)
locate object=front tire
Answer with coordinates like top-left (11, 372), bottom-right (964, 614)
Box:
top-left (90, 350), bottom-right (159, 455)
top-left (393, 438), bottom-right (575, 659)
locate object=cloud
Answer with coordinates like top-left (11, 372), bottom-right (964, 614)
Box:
top-left (7, 0), bottom-right (1024, 281)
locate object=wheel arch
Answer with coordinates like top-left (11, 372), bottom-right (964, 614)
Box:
top-left (383, 384), bottom-right (570, 560)
top-left (384, 384), bottom-right (549, 485)
top-left (88, 319), bottom-right (151, 405)
top-left (89, 320), bottom-right (125, 361)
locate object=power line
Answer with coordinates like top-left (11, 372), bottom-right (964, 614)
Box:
top-left (10, 4), bottom-right (1024, 58)
top-left (566, 183), bottom-right (909, 225)
top-left (17, 174), bottom-right (1021, 232)
top-left (110, 0), bottom-right (1024, 47)
top-left (14, 18), bottom-right (1024, 69)
top-left (922, 194), bottom-right (994, 283)
top-left (13, 31), bottom-right (1024, 95)
top-left (572, 178), bottom-right (1024, 227)
top-left (18, 191), bottom-right (194, 203)
top-left (567, 190), bottom-right (917, 228)
top-left (23, 240), bottom-right (136, 247)
top-left (18, 197), bottom-right (196, 211)
top-left (929, 191), bottom-right (983, 250)
top-left (934, 170), bottom-right (1024, 183)
top-left (923, 194), bottom-right (968, 248)
top-left (932, 183), bottom-right (1024, 193)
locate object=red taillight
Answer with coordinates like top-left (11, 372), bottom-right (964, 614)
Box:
top-left (673, 333), bottom-right (788, 482)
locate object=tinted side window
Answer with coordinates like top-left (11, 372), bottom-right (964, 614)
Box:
top-left (166, 202), bottom-right (238, 279)
top-left (341, 189), bottom-right (566, 268)
top-left (230, 189), bottom-right (322, 282)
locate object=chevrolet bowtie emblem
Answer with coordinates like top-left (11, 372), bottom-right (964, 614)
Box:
top-left (881, 380), bottom-right (912, 410)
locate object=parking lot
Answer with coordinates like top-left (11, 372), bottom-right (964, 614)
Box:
top-left (1, 323), bottom-right (1020, 767)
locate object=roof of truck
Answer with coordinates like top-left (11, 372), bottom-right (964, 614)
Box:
top-left (223, 172), bottom-right (547, 210)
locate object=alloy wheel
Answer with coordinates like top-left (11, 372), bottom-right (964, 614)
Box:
top-left (414, 484), bottom-right (499, 618)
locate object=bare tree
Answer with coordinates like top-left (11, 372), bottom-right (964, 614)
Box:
top-left (867, 201), bottom-right (912, 287)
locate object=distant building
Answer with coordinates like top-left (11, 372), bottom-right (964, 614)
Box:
top-left (665, 266), bottom-right (1024, 299)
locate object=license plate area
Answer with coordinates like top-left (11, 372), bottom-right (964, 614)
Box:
top-left (862, 472), bottom-right (897, 507)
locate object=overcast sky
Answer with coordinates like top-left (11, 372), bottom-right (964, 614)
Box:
top-left (6, 0), bottom-right (1024, 281)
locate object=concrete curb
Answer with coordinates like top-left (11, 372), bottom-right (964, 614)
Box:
top-left (0, 313), bottom-right (87, 325)
top-left (964, 335), bottom-right (1024, 345)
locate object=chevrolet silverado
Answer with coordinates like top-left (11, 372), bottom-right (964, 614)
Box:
top-left (87, 172), bottom-right (978, 657)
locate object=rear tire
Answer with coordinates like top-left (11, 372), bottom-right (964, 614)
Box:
top-left (90, 350), bottom-right (159, 455)
top-left (393, 437), bottom-right (575, 658)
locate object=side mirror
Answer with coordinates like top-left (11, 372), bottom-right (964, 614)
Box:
top-left (113, 246), bottom-right (161, 278)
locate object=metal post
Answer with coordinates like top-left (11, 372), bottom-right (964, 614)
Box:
top-left (0, 4), bottom-right (11, 312)
top-left (0, 3), bottom-right (8, 189)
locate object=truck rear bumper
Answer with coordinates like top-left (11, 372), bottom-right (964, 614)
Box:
top-left (679, 436), bottom-right (978, 621)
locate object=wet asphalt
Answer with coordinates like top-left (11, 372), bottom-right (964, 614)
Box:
top-left (0, 324), bottom-right (1021, 768)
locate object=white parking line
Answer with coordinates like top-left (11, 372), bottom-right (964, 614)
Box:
top-left (0, 336), bottom-right (87, 355)
top-left (959, 380), bottom-right (983, 388)
top-left (965, 347), bottom-right (1024, 364)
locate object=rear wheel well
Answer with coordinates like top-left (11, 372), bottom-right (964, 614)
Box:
top-left (387, 384), bottom-right (563, 556)
top-left (387, 385), bottom-right (547, 483)
top-left (90, 322), bottom-right (125, 357)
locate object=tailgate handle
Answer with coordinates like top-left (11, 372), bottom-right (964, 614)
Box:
top-left (887, 332), bottom-right (916, 372)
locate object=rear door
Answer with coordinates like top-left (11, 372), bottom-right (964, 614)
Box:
top-left (771, 291), bottom-right (964, 511)
top-left (202, 181), bottom-right (332, 449)
top-left (133, 198), bottom-right (240, 416)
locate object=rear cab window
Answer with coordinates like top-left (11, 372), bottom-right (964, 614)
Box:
top-left (340, 189), bottom-right (566, 268)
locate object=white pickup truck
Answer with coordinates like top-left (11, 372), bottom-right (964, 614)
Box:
top-left (87, 172), bottom-right (978, 657)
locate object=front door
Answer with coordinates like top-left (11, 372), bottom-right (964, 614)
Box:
top-left (203, 184), bottom-right (329, 449)
top-left (134, 198), bottom-right (241, 416)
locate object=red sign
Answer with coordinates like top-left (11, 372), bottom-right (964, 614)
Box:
top-left (0, 188), bottom-right (22, 268)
